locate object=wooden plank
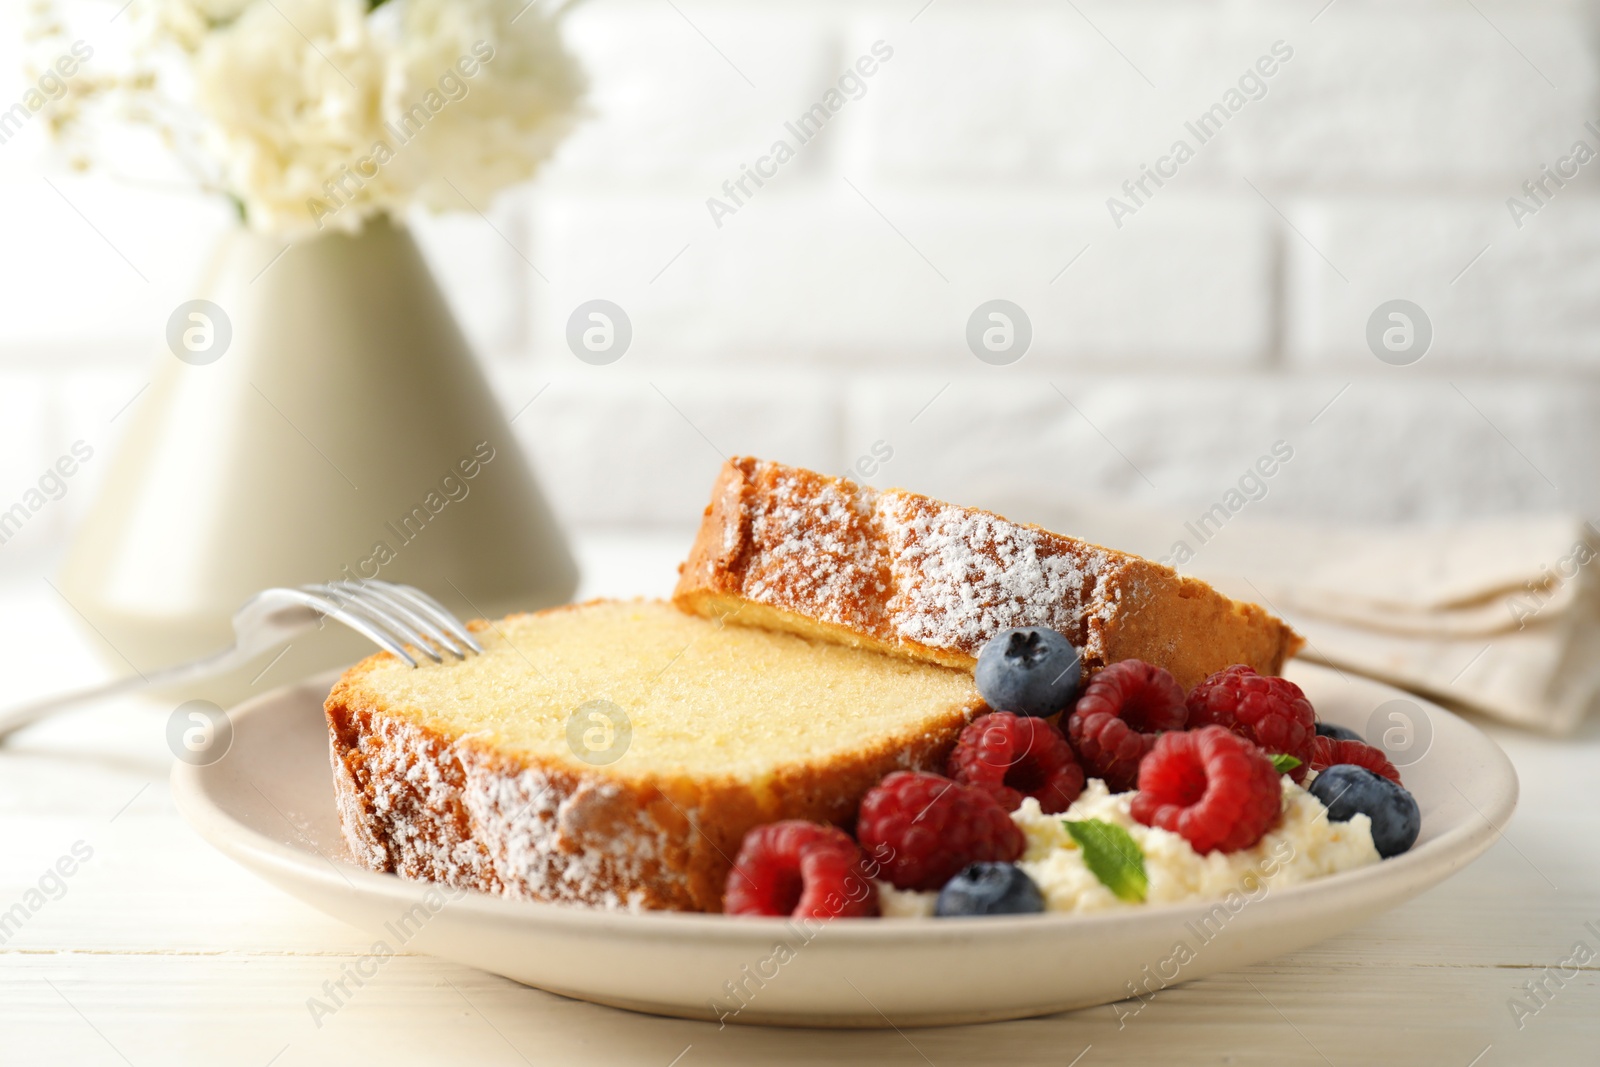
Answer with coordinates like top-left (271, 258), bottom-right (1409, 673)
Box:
top-left (1, 953), bottom-right (1593, 1065)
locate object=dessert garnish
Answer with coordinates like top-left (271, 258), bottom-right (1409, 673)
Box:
top-left (947, 712), bottom-right (1084, 814)
top-left (1309, 736), bottom-right (1402, 784)
top-left (1063, 819), bottom-right (1149, 903)
top-left (857, 771), bottom-right (1024, 892)
top-left (1186, 665), bottom-right (1317, 782)
top-left (724, 821), bottom-right (880, 919)
top-left (1314, 721), bottom-right (1364, 743)
top-left (934, 863), bottom-right (1046, 917)
top-left (1308, 766), bottom-right (1420, 859)
top-left (974, 626), bottom-right (1083, 718)
top-left (1068, 660), bottom-right (1188, 792)
top-left (1129, 726), bottom-right (1284, 854)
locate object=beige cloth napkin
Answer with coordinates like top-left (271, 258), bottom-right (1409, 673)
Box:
top-left (996, 496), bottom-right (1600, 734)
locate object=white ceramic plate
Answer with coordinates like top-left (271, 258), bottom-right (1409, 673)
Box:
top-left (170, 662), bottom-right (1516, 1028)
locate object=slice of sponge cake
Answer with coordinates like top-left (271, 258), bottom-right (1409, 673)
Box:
top-left (674, 457), bottom-right (1302, 690)
top-left (326, 599), bottom-right (982, 911)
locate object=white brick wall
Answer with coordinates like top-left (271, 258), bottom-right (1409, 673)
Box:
top-left (527, 190), bottom-right (1273, 367)
top-left (545, 3), bottom-right (838, 187)
top-left (497, 368), bottom-right (840, 529)
top-left (846, 374), bottom-right (1587, 522)
top-left (2, 0), bottom-right (1598, 573)
top-left (854, 4), bottom-right (1223, 185)
top-left (1288, 196), bottom-right (1600, 370)
top-left (1232, 1), bottom-right (1600, 186)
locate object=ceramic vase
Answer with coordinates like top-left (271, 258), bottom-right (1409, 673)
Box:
top-left (59, 215), bottom-right (578, 706)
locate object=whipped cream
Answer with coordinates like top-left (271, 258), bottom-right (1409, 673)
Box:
top-left (878, 775), bottom-right (1380, 917)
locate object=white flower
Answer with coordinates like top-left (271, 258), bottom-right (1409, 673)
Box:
top-left (390, 0), bottom-right (585, 212)
top-left (193, 0), bottom-right (398, 233)
top-left (143, 0), bottom-right (258, 52)
top-left (40, 0), bottom-right (586, 236)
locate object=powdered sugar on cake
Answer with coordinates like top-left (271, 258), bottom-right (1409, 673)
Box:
top-left (724, 460), bottom-right (1122, 662)
top-left (878, 492), bottom-right (1115, 657)
top-left (457, 752), bottom-right (679, 911)
top-left (678, 456), bottom-right (1301, 688)
top-left (328, 713), bottom-right (503, 894)
top-left (328, 710), bottom-right (686, 911)
top-left (741, 467), bottom-right (887, 631)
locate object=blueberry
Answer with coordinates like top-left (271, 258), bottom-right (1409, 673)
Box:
top-left (1309, 765), bottom-right (1421, 859)
top-left (935, 862), bottom-right (1046, 917)
top-left (974, 627), bottom-right (1082, 718)
top-left (1315, 721), bottom-right (1365, 743)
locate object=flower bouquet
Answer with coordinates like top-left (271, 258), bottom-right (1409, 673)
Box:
top-left (32, 0), bottom-right (585, 234)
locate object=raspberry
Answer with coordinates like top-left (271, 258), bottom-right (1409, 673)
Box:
top-left (1309, 735), bottom-right (1402, 785)
top-left (856, 771), bottom-right (1025, 891)
top-left (1067, 659), bottom-right (1187, 792)
top-left (948, 712), bottom-right (1086, 814)
top-left (1131, 726), bottom-right (1284, 854)
top-left (1186, 665), bottom-right (1316, 783)
top-left (723, 821), bottom-right (879, 918)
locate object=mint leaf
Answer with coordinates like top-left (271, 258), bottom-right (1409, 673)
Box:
top-left (1269, 753), bottom-right (1303, 774)
top-left (1063, 819), bottom-right (1148, 903)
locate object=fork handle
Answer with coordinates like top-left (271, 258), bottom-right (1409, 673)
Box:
top-left (0, 644), bottom-right (253, 743)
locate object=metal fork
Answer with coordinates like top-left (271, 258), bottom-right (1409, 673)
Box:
top-left (0, 580), bottom-right (482, 741)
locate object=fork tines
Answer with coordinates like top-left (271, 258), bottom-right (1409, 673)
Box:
top-left (303, 580), bottom-right (483, 668)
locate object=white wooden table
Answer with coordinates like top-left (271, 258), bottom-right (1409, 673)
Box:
top-left (1, 536), bottom-right (1595, 1066)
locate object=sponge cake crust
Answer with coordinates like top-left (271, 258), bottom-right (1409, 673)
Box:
top-left (674, 458), bottom-right (1302, 691)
